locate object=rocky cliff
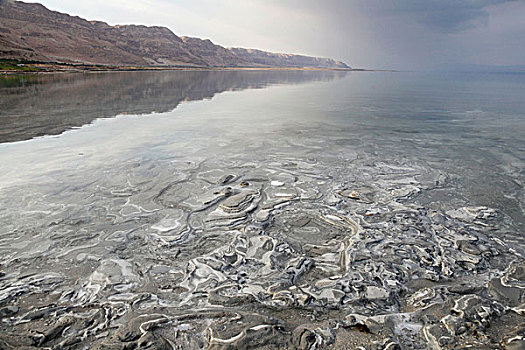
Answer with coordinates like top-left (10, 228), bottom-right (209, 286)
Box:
top-left (228, 48), bottom-right (349, 69)
top-left (0, 0), bottom-right (350, 69)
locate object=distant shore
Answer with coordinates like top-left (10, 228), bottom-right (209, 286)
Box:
top-left (0, 59), bottom-right (385, 74)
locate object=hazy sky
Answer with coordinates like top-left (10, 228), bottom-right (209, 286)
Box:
top-left (25, 0), bottom-right (525, 69)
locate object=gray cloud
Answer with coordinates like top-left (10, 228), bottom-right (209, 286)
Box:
top-left (266, 0), bottom-right (519, 32)
top-left (265, 0), bottom-right (525, 67)
top-left (388, 0), bottom-right (520, 32)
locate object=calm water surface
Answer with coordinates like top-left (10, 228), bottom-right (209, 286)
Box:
top-left (0, 71), bottom-right (523, 349)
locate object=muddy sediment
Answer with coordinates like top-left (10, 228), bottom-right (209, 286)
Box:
top-left (0, 128), bottom-right (523, 349)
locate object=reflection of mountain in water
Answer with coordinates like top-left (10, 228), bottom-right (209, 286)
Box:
top-left (0, 70), bottom-right (347, 143)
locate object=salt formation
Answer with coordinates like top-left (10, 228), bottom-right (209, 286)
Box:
top-left (0, 126), bottom-right (523, 349)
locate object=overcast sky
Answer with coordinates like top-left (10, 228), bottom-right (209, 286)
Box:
top-left (25, 0), bottom-right (525, 70)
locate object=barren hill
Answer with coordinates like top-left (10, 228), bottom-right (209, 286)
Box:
top-left (0, 0), bottom-right (350, 69)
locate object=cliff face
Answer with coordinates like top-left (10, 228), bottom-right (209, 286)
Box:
top-left (228, 48), bottom-right (349, 69)
top-left (0, 1), bottom-right (208, 66)
top-left (0, 0), bottom-right (350, 69)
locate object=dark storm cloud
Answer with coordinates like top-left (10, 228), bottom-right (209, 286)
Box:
top-left (387, 0), bottom-right (520, 32)
top-left (262, 0), bottom-right (525, 68)
top-left (270, 0), bottom-right (519, 32)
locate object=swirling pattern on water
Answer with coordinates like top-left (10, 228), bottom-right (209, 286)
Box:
top-left (0, 71), bottom-right (524, 349)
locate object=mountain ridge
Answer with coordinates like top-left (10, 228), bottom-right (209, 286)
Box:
top-left (0, 0), bottom-right (350, 69)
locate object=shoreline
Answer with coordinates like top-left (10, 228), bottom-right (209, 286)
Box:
top-left (0, 61), bottom-right (391, 75)
top-left (0, 68), bottom-right (392, 75)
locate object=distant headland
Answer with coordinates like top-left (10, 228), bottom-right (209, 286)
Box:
top-left (0, 0), bottom-right (351, 72)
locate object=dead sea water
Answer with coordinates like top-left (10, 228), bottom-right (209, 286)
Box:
top-left (0, 70), bottom-right (524, 349)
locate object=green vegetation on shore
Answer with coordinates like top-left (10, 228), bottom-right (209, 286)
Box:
top-left (0, 59), bottom-right (42, 72)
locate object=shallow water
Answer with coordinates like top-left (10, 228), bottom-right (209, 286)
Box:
top-left (0, 70), bottom-right (523, 349)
